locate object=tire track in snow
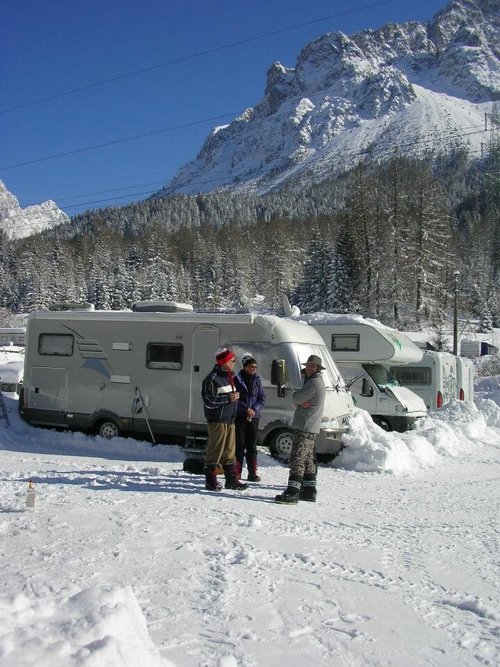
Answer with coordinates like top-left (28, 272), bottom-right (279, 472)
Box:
top-left (247, 546), bottom-right (500, 664)
top-left (189, 501), bottom-right (499, 664)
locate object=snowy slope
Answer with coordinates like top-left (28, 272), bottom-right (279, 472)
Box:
top-left (0, 345), bottom-right (499, 666)
top-left (161, 0), bottom-right (499, 196)
top-left (0, 180), bottom-right (69, 241)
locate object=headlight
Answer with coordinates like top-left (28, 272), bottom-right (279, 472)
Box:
top-left (395, 404), bottom-right (408, 413)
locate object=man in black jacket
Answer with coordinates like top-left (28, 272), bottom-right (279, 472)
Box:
top-left (201, 347), bottom-right (248, 491)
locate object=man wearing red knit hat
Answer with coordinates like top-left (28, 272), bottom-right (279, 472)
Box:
top-left (201, 347), bottom-right (248, 491)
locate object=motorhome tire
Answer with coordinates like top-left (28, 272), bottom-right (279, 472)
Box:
top-left (268, 428), bottom-right (295, 462)
top-left (97, 420), bottom-right (120, 439)
top-left (316, 453), bottom-right (336, 463)
top-left (183, 457), bottom-right (205, 475)
top-left (372, 416), bottom-right (391, 432)
top-left (18, 387), bottom-right (25, 419)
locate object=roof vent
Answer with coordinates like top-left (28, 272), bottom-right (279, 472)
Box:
top-left (48, 302), bottom-right (95, 311)
top-left (132, 301), bottom-right (194, 313)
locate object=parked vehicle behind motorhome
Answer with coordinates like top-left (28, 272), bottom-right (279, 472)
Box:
top-left (295, 314), bottom-right (427, 432)
top-left (0, 327), bottom-right (25, 347)
top-left (461, 339), bottom-right (498, 357)
top-left (388, 350), bottom-right (457, 411)
top-left (20, 304), bottom-right (353, 459)
top-left (0, 359), bottom-right (23, 394)
top-left (455, 356), bottom-right (474, 402)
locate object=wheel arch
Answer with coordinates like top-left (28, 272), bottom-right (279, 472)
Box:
top-left (89, 409), bottom-right (125, 435)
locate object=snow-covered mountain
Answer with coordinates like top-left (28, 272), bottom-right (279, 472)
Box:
top-left (0, 180), bottom-right (69, 240)
top-left (161, 0), bottom-right (499, 196)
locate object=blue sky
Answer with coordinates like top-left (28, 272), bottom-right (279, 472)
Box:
top-left (1, 0), bottom-right (447, 216)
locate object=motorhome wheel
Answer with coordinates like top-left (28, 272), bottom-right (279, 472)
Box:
top-left (372, 416), bottom-right (391, 432)
top-left (268, 428), bottom-right (295, 462)
top-left (17, 387), bottom-right (25, 419)
top-left (97, 420), bottom-right (120, 439)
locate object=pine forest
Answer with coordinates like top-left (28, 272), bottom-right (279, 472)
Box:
top-left (1, 147), bottom-right (499, 338)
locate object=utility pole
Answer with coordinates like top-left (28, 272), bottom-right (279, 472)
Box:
top-left (453, 270), bottom-right (460, 355)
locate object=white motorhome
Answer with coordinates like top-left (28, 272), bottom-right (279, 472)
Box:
top-left (387, 350), bottom-right (457, 411)
top-left (0, 327), bottom-right (26, 347)
top-left (20, 305), bottom-right (353, 459)
top-left (461, 338), bottom-right (499, 357)
top-left (300, 314), bottom-right (427, 432)
top-left (0, 359), bottom-right (24, 394)
top-left (455, 356), bottom-right (474, 402)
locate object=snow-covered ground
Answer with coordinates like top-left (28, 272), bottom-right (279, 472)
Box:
top-left (0, 348), bottom-right (499, 666)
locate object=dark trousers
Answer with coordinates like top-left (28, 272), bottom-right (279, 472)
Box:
top-left (235, 417), bottom-right (259, 463)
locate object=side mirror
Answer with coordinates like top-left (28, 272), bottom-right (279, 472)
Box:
top-left (271, 359), bottom-right (286, 398)
top-left (361, 378), bottom-right (373, 397)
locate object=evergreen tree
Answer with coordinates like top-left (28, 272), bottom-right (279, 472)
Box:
top-left (292, 236), bottom-right (334, 313)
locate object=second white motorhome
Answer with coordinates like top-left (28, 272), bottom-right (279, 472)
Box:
top-left (300, 315), bottom-right (428, 432)
top-left (455, 356), bottom-right (474, 402)
top-left (0, 359), bottom-right (23, 394)
top-left (20, 305), bottom-right (354, 459)
top-left (387, 350), bottom-right (457, 411)
top-left (0, 327), bottom-right (26, 347)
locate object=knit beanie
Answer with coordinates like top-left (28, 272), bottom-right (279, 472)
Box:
top-left (242, 355), bottom-right (257, 368)
top-left (215, 347), bottom-right (235, 365)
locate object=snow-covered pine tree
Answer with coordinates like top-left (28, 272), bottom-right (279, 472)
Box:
top-left (326, 227), bottom-right (359, 313)
top-left (292, 236), bottom-right (334, 313)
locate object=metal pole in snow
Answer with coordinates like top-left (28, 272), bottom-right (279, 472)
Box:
top-left (453, 271), bottom-right (460, 355)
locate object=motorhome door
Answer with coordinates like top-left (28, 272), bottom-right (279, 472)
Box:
top-left (189, 326), bottom-right (221, 423)
top-left (28, 366), bottom-right (68, 413)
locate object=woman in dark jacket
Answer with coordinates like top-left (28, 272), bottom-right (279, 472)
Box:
top-left (234, 355), bottom-right (266, 481)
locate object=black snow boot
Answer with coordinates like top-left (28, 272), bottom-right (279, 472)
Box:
top-left (204, 464), bottom-right (222, 491)
top-left (247, 456), bottom-right (261, 482)
top-left (299, 473), bottom-right (317, 502)
top-left (223, 463), bottom-right (248, 490)
top-left (275, 475), bottom-right (302, 504)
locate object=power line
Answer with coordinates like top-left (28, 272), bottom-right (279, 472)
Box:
top-left (9, 127), bottom-right (487, 214)
top-left (1, 0), bottom-right (394, 115)
top-left (57, 179), bottom-right (171, 202)
top-left (61, 175), bottom-right (236, 210)
top-left (0, 111), bottom-right (243, 171)
top-left (0, 95), bottom-right (488, 174)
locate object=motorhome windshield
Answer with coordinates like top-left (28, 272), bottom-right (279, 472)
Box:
top-left (363, 364), bottom-right (400, 390)
top-left (291, 343), bottom-right (344, 390)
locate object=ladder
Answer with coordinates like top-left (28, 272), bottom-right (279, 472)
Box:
top-left (0, 390), bottom-right (10, 427)
top-left (184, 434), bottom-right (208, 455)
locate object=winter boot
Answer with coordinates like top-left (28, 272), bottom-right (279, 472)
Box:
top-left (299, 473), bottom-right (317, 502)
top-left (275, 475), bottom-right (302, 504)
top-left (223, 463), bottom-right (248, 490)
top-left (247, 456), bottom-right (261, 482)
top-left (204, 464), bottom-right (222, 491)
top-left (235, 459), bottom-right (243, 481)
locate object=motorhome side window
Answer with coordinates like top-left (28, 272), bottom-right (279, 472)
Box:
top-left (146, 343), bottom-right (183, 370)
top-left (38, 333), bottom-right (74, 356)
top-left (331, 334), bottom-right (360, 352)
top-left (392, 367), bottom-right (431, 385)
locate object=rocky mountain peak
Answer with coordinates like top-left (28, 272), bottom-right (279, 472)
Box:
top-left (0, 181), bottom-right (69, 241)
top-left (160, 0), bottom-right (499, 197)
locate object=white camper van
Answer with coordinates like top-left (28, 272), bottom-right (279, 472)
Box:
top-left (0, 359), bottom-right (24, 394)
top-left (388, 350), bottom-right (457, 411)
top-left (20, 305), bottom-right (353, 458)
top-left (455, 356), bottom-right (474, 402)
top-left (0, 327), bottom-right (26, 347)
top-left (302, 315), bottom-right (427, 432)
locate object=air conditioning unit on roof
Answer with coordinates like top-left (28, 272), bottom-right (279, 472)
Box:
top-left (131, 301), bottom-right (194, 313)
